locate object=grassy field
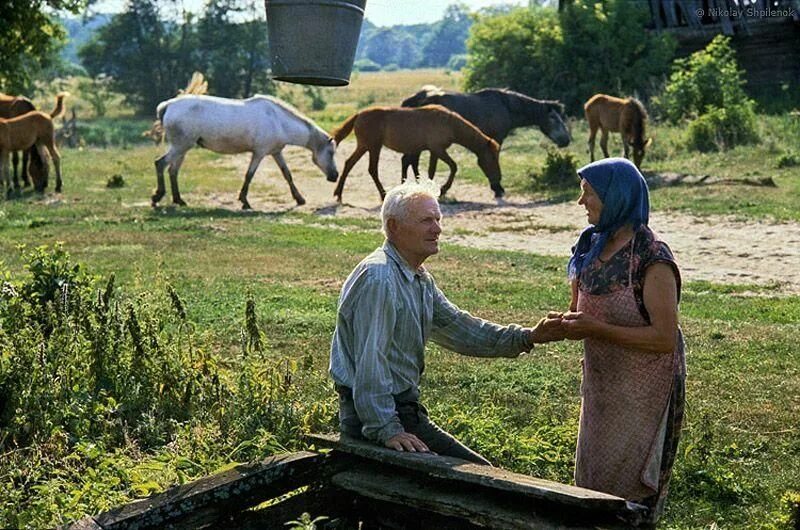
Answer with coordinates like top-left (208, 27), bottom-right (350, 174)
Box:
top-left (1, 70), bottom-right (798, 529)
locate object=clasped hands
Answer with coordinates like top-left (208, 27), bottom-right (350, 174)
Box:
top-left (530, 310), bottom-right (598, 343)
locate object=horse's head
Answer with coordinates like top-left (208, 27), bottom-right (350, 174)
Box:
top-left (630, 137), bottom-right (653, 169)
top-left (477, 139), bottom-right (504, 198)
top-left (541, 103), bottom-right (571, 148)
top-left (313, 135), bottom-right (339, 182)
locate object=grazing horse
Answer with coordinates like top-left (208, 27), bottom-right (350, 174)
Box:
top-left (153, 94), bottom-right (338, 209)
top-left (0, 93), bottom-right (38, 189)
top-left (0, 93), bottom-right (67, 198)
top-left (400, 86), bottom-right (571, 180)
top-left (584, 94), bottom-right (652, 169)
top-left (331, 105), bottom-right (502, 201)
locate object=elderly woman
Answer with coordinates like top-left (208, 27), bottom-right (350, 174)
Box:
top-left (558, 158), bottom-right (686, 522)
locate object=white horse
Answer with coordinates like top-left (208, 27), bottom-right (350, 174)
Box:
top-left (152, 94), bottom-right (338, 209)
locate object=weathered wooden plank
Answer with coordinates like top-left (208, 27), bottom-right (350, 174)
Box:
top-left (227, 485), bottom-right (357, 529)
top-left (62, 516), bottom-right (103, 530)
top-left (331, 468), bottom-right (628, 529)
top-left (83, 451), bottom-right (325, 530)
top-left (307, 433), bottom-right (642, 516)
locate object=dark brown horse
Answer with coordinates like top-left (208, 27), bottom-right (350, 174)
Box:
top-left (331, 105), bottom-right (502, 201)
top-left (584, 94), bottom-right (652, 169)
top-left (400, 86), bottom-right (571, 180)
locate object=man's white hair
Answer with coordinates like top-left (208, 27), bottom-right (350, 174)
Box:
top-left (381, 179), bottom-right (441, 237)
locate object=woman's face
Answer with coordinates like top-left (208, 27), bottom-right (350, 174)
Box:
top-left (578, 179), bottom-right (603, 225)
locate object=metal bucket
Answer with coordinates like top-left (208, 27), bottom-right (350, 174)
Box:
top-left (265, 0), bottom-right (367, 86)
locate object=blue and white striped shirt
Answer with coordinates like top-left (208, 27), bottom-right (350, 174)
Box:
top-left (329, 241), bottom-right (533, 443)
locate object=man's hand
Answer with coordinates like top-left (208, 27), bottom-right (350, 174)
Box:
top-left (385, 432), bottom-right (430, 453)
top-left (560, 311), bottom-right (599, 340)
top-left (528, 315), bottom-right (566, 344)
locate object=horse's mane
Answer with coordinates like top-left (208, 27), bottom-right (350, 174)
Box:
top-left (489, 88), bottom-right (565, 122)
top-left (251, 95), bottom-right (329, 138)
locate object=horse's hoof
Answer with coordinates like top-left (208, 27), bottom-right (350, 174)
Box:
top-left (241, 202), bottom-right (252, 210)
top-left (173, 198), bottom-right (187, 206)
top-left (295, 196), bottom-right (306, 206)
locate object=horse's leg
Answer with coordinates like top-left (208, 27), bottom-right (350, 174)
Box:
top-left (427, 153), bottom-right (439, 180)
top-left (153, 153), bottom-right (170, 206)
top-left (1, 151), bottom-right (11, 199)
top-left (234, 151), bottom-right (265, 210)
top-left (271, 151), bottom-right (306, 206)
top-left (622, 139), bottom-right (630, 160)
top-left (599, 129), bottom-right (610, 159)
top-left (42, 140), bottom-right (62, 193)
top-left (334, 144), bottom-right (367, 202)
top-left (411, 152), bottom-right (421, 178)
top-left (22, 149), bottom-right (30, 187)
top-left (587, 125), bottom-right (597, 162)
top-left (401, 154), bottom-right (411, 183)
top-left (367, 147), bottom-right (386, 200)
top-left (168, 153), bottom-right (187, 206)
top-left (11, 151), bottom-right (20, 190)
top-left (433, 149), bottom-right (457, 197)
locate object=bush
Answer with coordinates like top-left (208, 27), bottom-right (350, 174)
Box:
top-left (382, 63), bottom-right (399, 72)
top-left (447, 54), bottom-right (468, 71)
top-left (529, 149), bottom-right (578, 189)
top-left (353, 58), bottom-right (380, 72)
top-left (302, 86), bottom-right (327, 111)
top-left (686, 103), bottom-right (759, 152)
top-left (654, 35), bottom-right (759, 151)
top-left (777, 152), bottom-right (800, 168)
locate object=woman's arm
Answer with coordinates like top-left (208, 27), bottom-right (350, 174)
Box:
top-left (569, 279), bottom-right (579, 312)
top-left (561, 263), bottom-right (678, 353)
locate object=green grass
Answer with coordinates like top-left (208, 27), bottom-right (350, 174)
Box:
top-left (2, 71), bottom-right (798, 529)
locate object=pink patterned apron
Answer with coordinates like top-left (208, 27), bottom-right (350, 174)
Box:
top-left (574, 235), bottom-right (683, 501)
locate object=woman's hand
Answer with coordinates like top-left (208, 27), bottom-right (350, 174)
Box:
top-left (560, 311), bottom-right (601, 340)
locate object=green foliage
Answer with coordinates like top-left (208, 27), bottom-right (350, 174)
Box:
top-left (0, 0), bottom-right (86, 93)
top-left (0, 246), bottom-right (332, 528)
top-left (77, 74), bottom-right (114, 117)
top-left (686, 102), bottom-right (759, 152)
top-left (779, 491), bottom-right (800, 529)
top-left (78, 118), bottom-right (154, 148)
top-left (285, 512), bottom-right (329, 529)
top-left (105, 174), bottom-right (126, 188)
top-left (420, 4), bottom-right (472, 67)
top-left (777, 152), bottom-right (800, 168)
top-left (302, 86), bottom-right (327, 111)
top-left (78, 0), bottom-right (272, 115)
top-left (353, 58), bottom-right (380, 72)
top-left (529, 149), bottom-right (579, 190)
top-left (464, 3), bottom-right (675, 113)
top-left (654, 35), bottom-right (759, 152)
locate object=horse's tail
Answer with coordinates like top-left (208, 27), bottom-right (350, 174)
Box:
top-left (156, 99), bottom-right (171, 124)
top-left (332, 112), bottom-right (358, 145)
top-left (49, 92), bottom-right (69, 119)
top-left (629, 97), bottom-right (648, 142)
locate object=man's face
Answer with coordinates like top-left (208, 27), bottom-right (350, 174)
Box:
top-left (389, 195), bottom-right (442, 266)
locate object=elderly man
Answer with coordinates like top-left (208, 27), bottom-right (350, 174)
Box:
top-left (329, 180), bottom-right (562, 464)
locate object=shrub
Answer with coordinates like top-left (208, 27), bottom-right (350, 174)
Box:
top-left (654, 35), bottom-right (759, 151)
top-left (106, 174), bottom-right (125, 188)
top-left (353, 58), bottom-right (380, 72)
top-left (529, 149), bottom-right (578, 190)
top-left (382, 63), bottom-right (399, 72)
top-left (686, 103), bottom-right (759, 152)
top-left (447, 54), bottom-right (468, 71)
top-left (777, 152), bottom-right (800, 168)
top-left (302, 86), bottom-right (327, 111)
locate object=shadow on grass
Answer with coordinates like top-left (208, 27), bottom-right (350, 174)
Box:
top-left (145, 205), bottom-right (294, 222)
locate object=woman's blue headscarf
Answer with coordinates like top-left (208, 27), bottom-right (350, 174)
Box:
top-left (567, 158), bottom-right (650, 279)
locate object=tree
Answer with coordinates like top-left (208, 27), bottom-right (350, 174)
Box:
top-left (421, 3), bottom-right (472, 67)
top-left (79, 0), bottom-right (199, 114)
top-left (465, 1), bottom-right (676, 113)
top-left (0, 0), bottom-right (87, 93)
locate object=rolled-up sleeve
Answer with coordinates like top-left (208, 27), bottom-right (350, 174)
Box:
top-left (430, 284), bottom-right (531, 357)
top-left (349, 274), bottom-right (405, 443)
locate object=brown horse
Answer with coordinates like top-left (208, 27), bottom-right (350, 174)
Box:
top-left (584, 94), bottom-right (652, 169)
top-left (0, 93), bottom-right (67, 197)
top-left (331, 105), bottom-right (502, 201)
top-left (0, 93), bottom-right (37, 189)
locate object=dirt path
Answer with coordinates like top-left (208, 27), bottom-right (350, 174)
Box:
top-left (193, 147), bottom-right (800, 294)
